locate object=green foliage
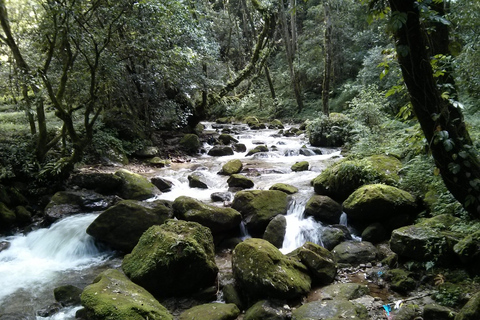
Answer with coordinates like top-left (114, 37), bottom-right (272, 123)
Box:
top-left (307, 113), bottom-right (355, 147)
top-left (433, 283), bottom-right (465, 308)
top-left (346, 85), bottom-right (389, 129)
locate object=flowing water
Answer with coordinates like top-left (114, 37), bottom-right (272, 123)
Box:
top-left (0, 122), bottom-right (342, 319)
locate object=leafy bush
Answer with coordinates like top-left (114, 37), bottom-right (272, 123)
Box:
top-left (307, 112), bottom-right (355, 147)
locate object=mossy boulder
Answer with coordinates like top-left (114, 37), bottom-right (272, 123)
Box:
top-left (232, 238), bottom-right (311, 301)
top-left (453, 230), bottom-right (480, 267)
top-left (115, 169), bottom-right (161, 200)
top-left (307, 113), bottom-right (355, 147)
top-left (269, 183), bottom-right (298, 195)
top-left (304, 195), bottom-right (342, 224)
top-left (216, 117), bottom-right (232, 124)
top-left (332, 241), bottom-right (378, 265)
top-left (227, 174), bottom-right (254, 190)
top-left (343, 184), bottom-right (417, 224)
top-left (292, 299), bottom-right (368, 320)
top-left (232, 190), bottom-right (289, 237)
top-left (81, 269), bottom-right (173, 320)
top-left (122, 220), bottom-right (218, 297)
top-left (244, 300), bottom-right (291, 320)
top-left (0, 202), bottom-right (16, 229)
top-left (218, 134), bottom-right (239, 145)
top-left (321, 226), bottom-right (347, 250)
top-left (361, 223), bottom-right (387, 244)
top-left (288, 242), bottom-right (337, 285)
top-left (312, 154), bottom-right (403, 202)
top-left (179, 303), bottom-right (240, 320)
top-left (87, 199), bottom-right (173, 252)
top-left (455, 291), bottom-right (480, 320)
top-left (268, 119), bottom-right (285, 129)
top-left (385, 269), bottom-right (416, 294)
top-left (180, 133), bottom-right (201, 154)
top-left (219, 159), bottom-right (243, 175)
top-left (317, 282), bottom-right (369, 300)
top-left (172, 196), bottom-right (242, 234)
top-left (208, 146), bottom-right (235, 157)
top-left (291, 161), bottom-right (309, 172)
top-left (246, 145), bottom-right (269, 156)
top-left (188, 173), bottom-right (209, 189)
top-left (146, 157), bottom-right (170, 168)
top-left (423, 303), bottom-right (456, 320)
top-left (54, 285), bottom-right (82, 306)
top-left (263, 214), bottom-right (287, 248)
top-left (14, 205), bottom-right (32, 225)
top-left (151, 176), bottom-right (174, 192)
top-left (69, 172), bottom-right (123, 195)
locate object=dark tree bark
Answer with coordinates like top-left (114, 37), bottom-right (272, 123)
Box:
top-left (388, 0), bottom-right (480, 216)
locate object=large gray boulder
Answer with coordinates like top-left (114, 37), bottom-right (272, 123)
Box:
top-left (122, 220), bottom-right (218, 297)
top-left (115, 169), bottom-right (161, 200)
top-left (81, 269), bottom-right (173, 320)
top-left (232, 190), bottom-right (289, 237)
top-left (263, 214), bottom-right (287, 248)
top-left (288, 242), bottom-right (337, 285)
top-left (232, 238), bottom-right (311, 301)
top-left (332, 241), bottom-right (378, 265)
top-left (172, 196), bottom-right (241, 234)
top-left (304, 195), bottom-right (342, 224)
top-left (87, 199), bottom-right (173, 252)
top-left (208, 146), bottom-right (235, 157)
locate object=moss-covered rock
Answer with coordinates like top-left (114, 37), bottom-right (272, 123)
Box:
top-left (269, 183), bottom-right (298, 195)
top-left (227, 174), bottom-right (254, 189)
top-left (179, 303), bottom-right (240, 320)
top-left (268, 119), bottom-right (285, 129)
top-left (180, 133), bottom-right (201, 155)
top-left (151, 176), bottom-right (174, 192)
top-left (307, 113), bottom-right (355, 147)
top-left (219, 159), bottom-right (243, 175)
top-left (69, 172), bottom-right (123, 195)
top-left (385, 269), bottom-right (416, 294)
top-left (288, 242), bottom-right (336, 285)
top-left (172, 196), bottom-right (241, 234)
top-left (87, 199), bottom-right (173, 252)
top-left (246, 145), bottom-right (269, 156)
top-left (423, 303), bottom-right (456, 320)
top-left (122, 220), bottom-right (218, 297)
top-left (188, 173), bottom-right (209, 189)
top-left (321, 226), bottom-right (347, 250)
top-left (304, 195), bottom-right (342, 224)
top-left (361, 223), bottom-right (387, 244)
top-left (81, 269), bottom-right (173, 320)
top-left (292, 299), bottom-right (368, 320)
top-left (291, 161), bottom-right (309, 172)
top-left (216, 117), bottom-right (232, 124)
top-left (244, 300), bottom-right (291, 320)
top-left (0, 202), bottom-right (16, 229)
top-left (14, 205), bottom-right (32, 225)
top-left (332, 241), bottom-right (378, 265)
top-left (317, 282), bottom-right (369, 300)
top-left (232, 238), bottom-right (311, 301)
top-left (263, 214), bottom-right (287, 248)
top-left (312, 154), bottom-right (403, 202)
top-left (453, 230), bottom-right (480, 267)
top-left (232, 190), bottom-right (289, 237)
top-left (218, 134), bottom-right (239, 145)
top-left (208, 146), bottom-right (235, 157)
top-left (54, 285), bottom-right (82, 306)
top-left (146, 157), bottom-right (170, 168)
top-left (222, 284), bottom-right (244, 310)
top-left (115, 169), bottom-right (161, 200)
top-left (455, 291), bottom-right (480, 320)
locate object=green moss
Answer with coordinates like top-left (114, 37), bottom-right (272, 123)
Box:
top-left (221, 159), bottom-right (243, 175)
top-left (291, 161), bottom-right (309, 172)
top-left (0, 202), bottom-right (16, 227)
top-left (385, 269), bottom-right (416, 294)
top-left (179, 134), bottom-right (200, 154)
top-left (115, 169), bottom-right (159, 200)
top-left (179, 303), bottom-right (240, 320)
top-left (246, 145), bottom-right (269, 156)
top-left (269, 183), bottom-right (298, 194)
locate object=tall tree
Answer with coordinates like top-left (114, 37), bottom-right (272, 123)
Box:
top-left (322, 2), bottom-right (332, 116)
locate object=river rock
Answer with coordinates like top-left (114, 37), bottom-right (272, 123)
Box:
top-left (269, 183), bottom-right (298, 194)
top-left (384, 269), bottom-right (416, 294)
top-left (151, 176), bottom-right (174, 192)
top-left (54, 285), bottom-right (82, 306)
top-left (180, 133), bottom-right (201, 155)
top-left (244, 300), bottom-right (291, 320)
top-left (456, 291), bottom-right (480, 320)
top-left (227, 174), bottom-right (254, 190)
top-left (208, 146), bottom-right (234, 156)
top-left (304, 195), bottom-right (342, 224)
top-left (179, 303), bottom-right (240, 320)
top-left (14, 206), bottom-right (32, 225)
top-left (246, 145), bottom-right (268, 156)
top-left (37, 303), bottom-right (62, 318)
top-left (453, 230), bottom-right (480, 267)
top-left (86, 199), bottom-right (173, 252)
top-left (44, 190), bottom-right (118, 223)
top-left (233, 143), bottom-right (247, 152)
top-left (81, 269), bottom-right (173, 320)
top-left (211, 192), bottom-right (232, 202)
top-left (268, 119), bottom-right (284, 129)
top-left (232, 190), bottom-right (289, 237)
top-left (188, 173), bottom-right (208, 189)
top-left (232, 238), bottom-right (311, 301)
top-left (0, 202), bottom-right (16, 229)
top-left (115, 169), bottom-right (161, 200)
top-left (289, 242), bottom-right (336, 285)
top-left (172, 196), bottom-right (241, 234)
top-left (134, 146), bottom-right (159, 158)
top-left (361, 223), bottom-right (387, 244)
top-left (332, 241), bottom-right (378, 265)
top-left (0, 240), bottom-right (10, 252)
top-left (343, 184), bottom-right (418, 231)
top-left (219, 159), bottom-right (243, 175)
top-left (318, 282), bottom-right (369, 300)
top-left (263, 214), bottom-right (287, 248)
top-left (291, 161), bottom-right (309, 172)
top-left (292, 299), bottom-right (368, 320)
top-left (122, 220), bottom-right (218, 297)
top-left (321, 226), bottom-right (347, 250)
top-left (69, 172), bottom-right (123, 195)
top-left (222, 284), bottom-right (244, 310)
top-left (423, 303), bottom-right (456, 320)
top-left (311, 154), bottom-right (402, 202)
top-left (218, 134), bottom-right (239, 145)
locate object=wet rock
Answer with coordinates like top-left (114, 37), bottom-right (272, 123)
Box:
top-left (222, 284), bottom-right (244, 310)
top-left (180, 133), bottom-right (201, 155)
top-left (151, 176), bottom-right (174, 192)
top-left (145, 157), bottom-right (170, 168)
top-left (423, 303), bottom-right (456, 320)
top-left (263, 214), bottom-right (287, 248)
top-left (269, 183), bottom-right (298, 195)
top-left (321, 226), bottom-right (347, 250)
top-left (69, 172), bottom-right (123, 195)
top-left (232, 190), bottom-right (289, 237)
top-left (233, 143), bottom-right (247, 153)
top-left (36, 303), bottom-right (62, 317)
top-left (122, 220), bottom-right (218, 297)
top-left (87, 199), bottom-right (173, 252)
top-left (0, 202), bottom-right (16, 229)
top-left (216, 117), bottom-right (232, 124)
top-left (244, 300), bottom-right (291, 320)
top-left (361, 223), bottom-right (387, 244)
top-left (268, 119), bottom-right (285, 129)
top-left (188, 173), bottom-right (209, 189)
top-left (384, 269), bottom-right (416, 294)
top-left (219, 159), bottom-right (243, 175)
top-left (54, 284), bottom-right (82, 306)
top-left (115, 169), bottom-right (161, 200)
top-left (289, 242), bottom-right (337, 285)
top-left (291, 161), bottom-right (309, 172)
top-left (332, 241), bottom-right (378, 265)
top-left (81, 269), bottom-right (173, 320)
top-left (14, 206), bottom-right (32, 225)
top-left (0, 314), bottom-right (34, 320)
top-left (0, 240), bottom-right (10, 252)
top-left (208, 146), bottom-right (235, 157)
top-left (453, 230), bottom-right (480, 267)
top-left (210, 192), bottom-right (232, 202)
top-left (179, 303), bottom-right (240, 320)
top-left (233, 238), bottom-right (311, 301)
top-left (393, 304), bottom-right (420, 320)
top-left (298, 148), bottom-right (316, 156)
top-left (304, 195), bottom-right (342, 225)
top-left (218, 134), bottom-right (239, 145)
top-left (317, 282), bottom-right (369, 300)
top-left (172, 196), bottom-right (241, 234)
top-left (134, 146), bottom-right (159, 158)
top-left (246, 145), bottom-right (269, 156)
top-left (292, 299), bottom-right (368, 320)
top-left (227, 174), bottom-right (254, 190)
top-left (455, 291), bottom-right (480, 320)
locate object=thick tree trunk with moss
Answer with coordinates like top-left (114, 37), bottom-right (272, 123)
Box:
top-left (388, 0), bottom-right (480, 216)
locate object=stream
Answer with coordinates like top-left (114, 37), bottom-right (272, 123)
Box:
top-left (0, 122), bottom-right (344, 319)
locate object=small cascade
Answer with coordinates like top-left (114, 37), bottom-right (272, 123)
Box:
top-left (280, 200), bottom-right (324, 254)
top-left (340, 212), bottom-right (348, 226)
top-left (239, 221), bottom-right (251, 240)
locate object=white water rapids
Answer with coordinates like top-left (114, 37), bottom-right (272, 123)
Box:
top-left (0, 122), bottom-right (344, 319)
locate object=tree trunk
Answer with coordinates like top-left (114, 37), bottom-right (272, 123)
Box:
top-left (322, 3), bottom-right (332, 116)
top-left (388, 0), bottom-right (480, 216)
